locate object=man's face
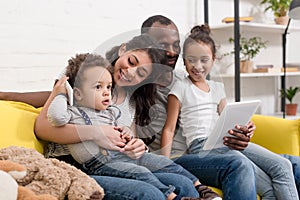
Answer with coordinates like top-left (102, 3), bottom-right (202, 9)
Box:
top-left (147, 22), bottom-right (181, 87)
top-left (147, 22), bottom-right (181, 70)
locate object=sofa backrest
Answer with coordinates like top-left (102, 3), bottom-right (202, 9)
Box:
top-left (1, 100), bottom-right (299, 157)
top-left (251, 114), bottom-right (300, 156)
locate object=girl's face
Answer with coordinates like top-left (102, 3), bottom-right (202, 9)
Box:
top-left (113, 49), bottom-right (153, 87)
top-left (75, 66), bottom-right (112, 111)
top-left (184, 42), bottom-right (214, 82)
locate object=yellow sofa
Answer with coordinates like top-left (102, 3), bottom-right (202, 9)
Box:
top-left (0, 100), bottom-right (299, 199)
top-left (0, 100), bottom-right (45, 153)
top-left (211, 113), bottom-right (300, 198)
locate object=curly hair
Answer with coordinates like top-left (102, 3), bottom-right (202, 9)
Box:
top-left (64, 53), bottom-right (111, 89)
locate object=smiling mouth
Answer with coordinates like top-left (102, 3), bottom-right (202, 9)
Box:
top-left (167, 60), bottom-right (175, 65)
top-left (167, 57), bottom-right (177, 64)
top-left (120, 70), bottom-right (130, 82)
top-left (192, 69), bottom-right (205, 76)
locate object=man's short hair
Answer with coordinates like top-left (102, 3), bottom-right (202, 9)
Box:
top-left (141, 15), bottom-right (173, 34)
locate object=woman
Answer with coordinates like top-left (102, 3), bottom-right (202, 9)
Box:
top-left (35, 34), bottom-right (201, 199)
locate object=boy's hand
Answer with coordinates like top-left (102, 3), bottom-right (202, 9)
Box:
top-left (53, 76), bottom-right (69, 96)
top-left (115, 126), bottom-right (133, 143)
top-left (114, 127), bottom-right (146, 159)
top-left (93, 125), bottom-right (127, 151)
top-left (121, 138), bottom-right (146, 159)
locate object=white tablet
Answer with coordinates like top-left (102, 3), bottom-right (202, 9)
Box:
top-left (202, 100), bottom-right (261, 150)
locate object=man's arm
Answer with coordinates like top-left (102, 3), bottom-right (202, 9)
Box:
top-left (0, 91), bottom-right (51, 108)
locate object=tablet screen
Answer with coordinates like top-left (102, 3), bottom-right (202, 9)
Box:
top-left (202, 100), bottom-right (261, 150)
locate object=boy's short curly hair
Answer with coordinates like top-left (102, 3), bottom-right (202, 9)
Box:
top-left (64, 53), bottom-right (111, 88)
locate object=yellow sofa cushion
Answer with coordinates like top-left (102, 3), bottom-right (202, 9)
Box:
top-left (0, 100), bottom-right (45, 154)
top-left (251, 114), bottom-right (300, 156)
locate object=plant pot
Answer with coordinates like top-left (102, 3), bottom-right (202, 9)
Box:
top-left (240, 60), bottom-right (253, 73)
top-left (275, 16), bottom-right (289, 25)
top-left (285, 104), bottom-right (298, 116)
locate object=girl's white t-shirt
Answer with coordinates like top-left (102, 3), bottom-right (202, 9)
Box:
top-left (169, 77), bottom-right (226, 147)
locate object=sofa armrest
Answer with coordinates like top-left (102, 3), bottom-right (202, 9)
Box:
top-left (0, 100), bottom-right (46, 154)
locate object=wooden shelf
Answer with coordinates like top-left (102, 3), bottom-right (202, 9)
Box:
top-left (271, 113), bottom-right (300, 120)
top-left (211, 22), bottom-right (300, 34)
top-left (211, 71), bottom-right (300, 78)
top-left (205, 1), bottom-right (299, 116)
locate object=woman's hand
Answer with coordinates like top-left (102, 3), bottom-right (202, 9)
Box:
top-left (120, 138), bottom-right (146, 159)
top-left (223, 121), bottom-right (256, 151)
top-left (92, 125), bottom-right (127, 151)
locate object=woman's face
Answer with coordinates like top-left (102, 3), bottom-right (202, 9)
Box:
top-left (113, 50), bottom-right (153, 87)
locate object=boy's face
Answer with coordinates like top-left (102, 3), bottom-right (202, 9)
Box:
top-left (75, 66), bottom-right (112, 110)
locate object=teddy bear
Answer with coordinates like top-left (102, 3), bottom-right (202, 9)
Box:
top-left (0, 159), bottom-right (57, 200)
top-left (0, 146), bottom-right (105, 200)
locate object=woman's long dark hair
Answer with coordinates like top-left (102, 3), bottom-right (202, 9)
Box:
top-left (106, 34), bottom-right (166, 127)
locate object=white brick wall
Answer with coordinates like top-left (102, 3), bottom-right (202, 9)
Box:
top-left (1, 0), bottom-right (299, 115)
top-left (0, 0), bottom-right (199, 91)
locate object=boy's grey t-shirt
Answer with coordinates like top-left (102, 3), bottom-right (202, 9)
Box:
top-left (145, 69), bottom-right (188, 158)
top-left (46, 94), bottom-right (120, 163)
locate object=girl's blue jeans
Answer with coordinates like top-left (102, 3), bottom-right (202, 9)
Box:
top-left (281, 154), bottom-right (300, 197)
top-left (184, 138), bottom-right (298, 200)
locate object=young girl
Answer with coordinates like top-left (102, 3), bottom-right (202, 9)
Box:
top-left (161, 24), bottom-right (299, 200)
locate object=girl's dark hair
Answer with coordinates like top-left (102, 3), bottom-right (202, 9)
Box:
top-left (183, 24), bottom-right (216, 60)
top-left (64, 53), bottom-right (111, 88)
top-left (106, 34), bottom-right (166, 127)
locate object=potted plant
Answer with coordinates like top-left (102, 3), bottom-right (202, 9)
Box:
top-left (280, 86), bottom-right (300, 115)
top-left (228, 36), bottom-right (267, 73)
top-left (260, 0), bottom-right (292, 25)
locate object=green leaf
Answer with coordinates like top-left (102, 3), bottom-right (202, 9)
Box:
top-left (280, 86), bottom-right (300, 104)
top-left (260, 0), bottom-right (292, 17)
top-left (227, 36), bottom-right (267, 61)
